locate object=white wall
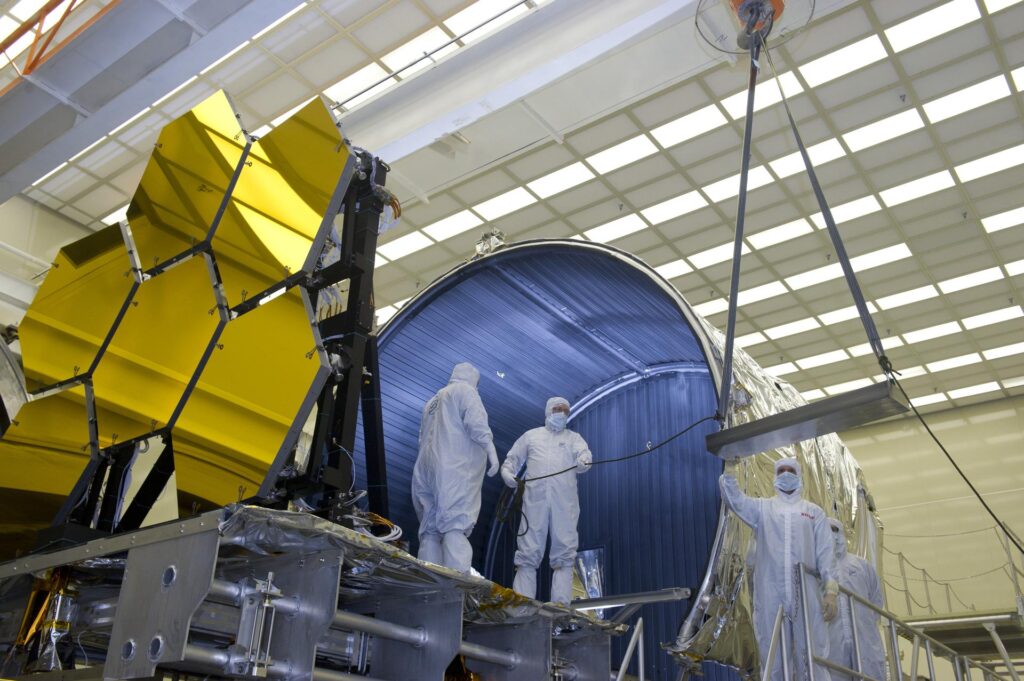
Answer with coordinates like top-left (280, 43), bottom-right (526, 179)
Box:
top-left (842, 394), bottom-right (1024, 618)
top-left (0, 195), bottom-right (92, 326)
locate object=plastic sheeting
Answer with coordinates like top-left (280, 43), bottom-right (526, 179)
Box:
top-left (356, 240), bottom-right (876, 681)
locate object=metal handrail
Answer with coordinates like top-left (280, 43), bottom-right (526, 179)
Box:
top-left (616, 617), bottom-right (646, 681)
top-left (797, 563), bottom-right (1014, 681)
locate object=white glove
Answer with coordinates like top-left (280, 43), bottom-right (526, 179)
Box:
top-left (575, 452), bottom-right (592, 473)
top-left (822, 591), bottom-right (838, 622)
top-left (486, 445), bottom-right (499, 478)
top-left (501, 466), bottom-right (518, 488)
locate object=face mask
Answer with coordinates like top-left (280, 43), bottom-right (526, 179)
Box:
top-left (547, 412), bottom-right (567, 432)
top-left (774, 471), bottom-right (800, 494)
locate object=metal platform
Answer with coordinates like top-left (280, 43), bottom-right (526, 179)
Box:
top-left (904, 610), bottom-right (1024, 679)
top-left (0, 506), bottom-right (625, 681)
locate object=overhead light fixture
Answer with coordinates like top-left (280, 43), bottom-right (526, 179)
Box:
top-left (736, 331), bottom-right (768, 347)
top-left (799, 36), bottom-right (888, 87)
top-left (654, 259), bottom-right (693, 279)
top-left (910, 393), bottom-right (948, 407)
top-left (962, 305), bottom-right (1024, 329)
top-left (689, 242), bottom-right (751, 269)
top-left (109, 108), bottom-right (152, 137)
top-left (786, 263), bottom-right (842, 290)
top-left (818, 303), bottom-right (880, 326)
top-left (843, 110), bottom-right (926, 152)
top-left (947, 381), bottom-right (1001, 399)
top-left (889, 365), bottom-right (926, 379)
top-left (650, 105), bottom-right (728, 148)
top-left (982, 205), bottom-right (1024, 233)
top-left (423, 210), bottom-right (483, 241)
top-left (252, 4), bottom-right (305, 40)
top-left (847, 337), bottom-right (904, 356)
top-left (640, 191), bottom-right (707, 225)
top-left (810, 195), bottom-right (882, 228)
top-left (693, 299), bottom-right (730, 316)
top-left (877, 284), bottom-right (939, 310)
top-left (586, 135), bottom-right (658, 174)
top-left (784, 245), bottom-right (907, 290)
top-left (381, 27), bottom-right (458, 77)
top-left (748, 218), bottom-right (814, 249)
top-left (527, 162), bottom-right (594, 198)
top-left (377, 230), bottom-right (434, 261)
top-left (765, 362), bottom-right (799, 376)
top-left (32, 161), bottom-right (69, 186)
top-left (850, 243), bottom-right (913, 271)
top-left (721, 72), bottom-right (803, 119)
top-left (922, 75), bottom-right (1012, 123)
top-left (796, 349), bottom-right (851, 370)
top-left (444, 0), bottom-right (530, 43)
top-left (903, 321), bottom-right (962, 343)
top-left (765, 316), bottom-right (820, 340)
top-left (584, 214), bottom-right (647, 243)
top-left (879, 171), bottom-right (955, 207)
top-left (938, 267), bottom-right (1004, 294)
top-left (769, 139), bottom-right (845, 179)
top-left (200, 40), bottom-right (250, 75)
top-left (955, 143), bottom-right (1024, 182)
top-left (102, 205), bottom-right (130, 225)
top-left (824, 378), bottom-right (875, 396)
top-left (375, 305), bottom-right (398, 324)
top-left (884, 0), bottom-right (981, 53)
top-left (982, 342), bottom-right (1024, 360)
top-left (703, 166), bottom-right (773, 203)
top-left (801, 389), bottom-right (826, 401)
top-left (1008, 259), bottom-right (1024, 276)
top-left (473, 187), bottom-right (536, 220)
top-left (737, 281), bottom-right (788, 306)
top-left (926, 352), bottom-right (982, 372)
top-left (324, 63), bottom-right (395, 109)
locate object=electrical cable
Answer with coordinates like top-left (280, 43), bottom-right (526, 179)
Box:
top-left (889, 376), bottom-right (1024, 557)
top-left (496, 415), bottom-right (718, 539)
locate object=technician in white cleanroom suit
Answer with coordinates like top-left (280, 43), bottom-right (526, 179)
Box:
top-left (412, 362), bottom-right (499, 573)
top-left (720, 457), bottom-right (838, 681)
top-left (501, 397), bottom-right (592, 605)
top-left (826, 518), bottom-right (886, 681)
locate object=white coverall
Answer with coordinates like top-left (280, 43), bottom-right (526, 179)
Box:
top-left (412, 362), bottom-right (498, 573)
top-left (827, 518), bottom-right (886, 681)
top-left (719, 458), bottom-right (837, 681)
top-left (501, 397), bottom-right (592, 604)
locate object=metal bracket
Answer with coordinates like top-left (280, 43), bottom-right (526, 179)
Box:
top-left (105, 529), bottom-right (220, 679)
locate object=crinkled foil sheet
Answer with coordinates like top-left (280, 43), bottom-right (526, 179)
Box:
top-left (665, 322), bottom-right (881, 679)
